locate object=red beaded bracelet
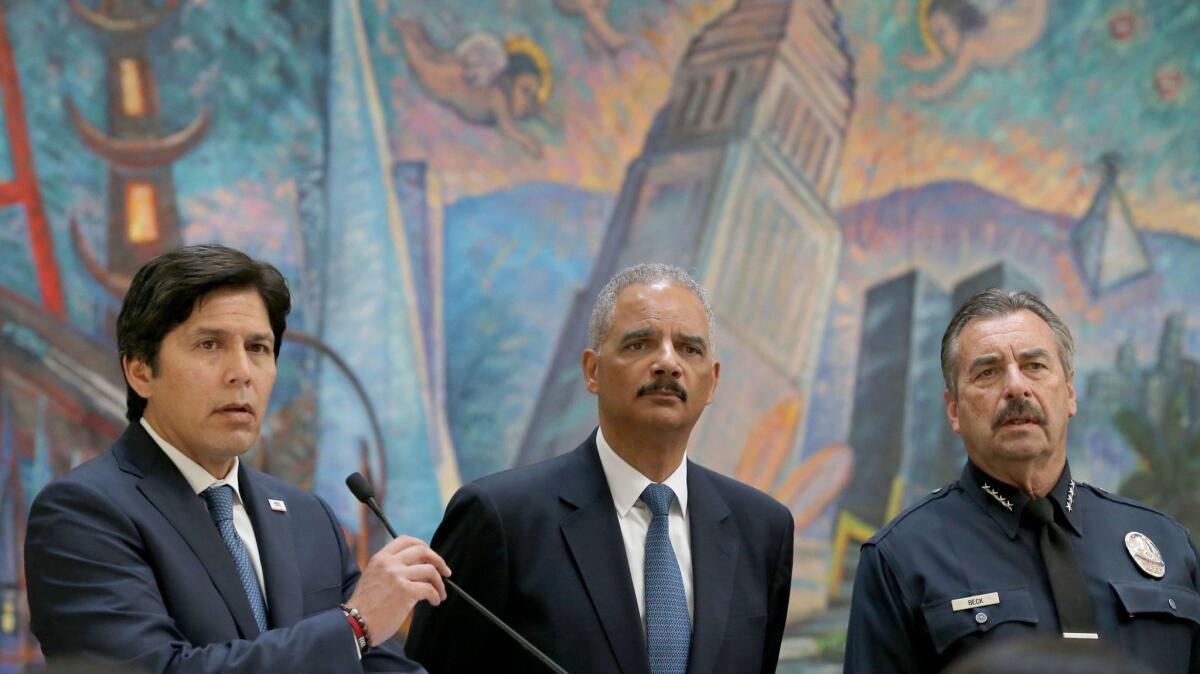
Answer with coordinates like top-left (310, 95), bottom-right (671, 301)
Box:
top-left (341, 603), bottom-right (372, 655)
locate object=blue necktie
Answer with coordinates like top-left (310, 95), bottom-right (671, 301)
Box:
top-left (202, 484), bottom-right (268, 632)
top-left (641, 483), bottom-right (690, 674)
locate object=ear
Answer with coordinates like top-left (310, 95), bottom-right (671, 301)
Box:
top-left (582, 349), bottom-right (600, 395)
top-left (123, 355), bottom-right (156, 400)
top-left (704, 361), bottom-right (720, 405)
top-left (944, 388), bottom-right (961, 433)
top-left (1066, 374), bottom-right (1077, 418)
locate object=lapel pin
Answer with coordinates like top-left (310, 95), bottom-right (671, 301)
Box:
top-left (1125, 531), bottom-right (1165, 578)
top-left (269, 499), bottom-right (287, 512)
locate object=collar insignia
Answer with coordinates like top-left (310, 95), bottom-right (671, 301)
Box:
top-left (1065, 480), bottom-right (1076, 512)
top-left (981, 483), bottom-right (1014, 511)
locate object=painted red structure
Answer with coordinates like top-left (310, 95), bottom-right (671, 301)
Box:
top-left (0, 6), bottom-right (64, 317)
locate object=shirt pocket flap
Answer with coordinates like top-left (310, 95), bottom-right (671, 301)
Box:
top-left (1110, 580), bottom-right (1200, 625)
top-left (921, 587), bottom-right (1039, 655)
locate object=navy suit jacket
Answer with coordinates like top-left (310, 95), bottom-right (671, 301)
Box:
top-left (24, 423), bottom-right (423, 674)
top-left (406, 431), bottom-right (794, 673)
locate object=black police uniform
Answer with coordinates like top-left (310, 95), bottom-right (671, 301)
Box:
top-left (844, 461), bottom-right (1200, 673)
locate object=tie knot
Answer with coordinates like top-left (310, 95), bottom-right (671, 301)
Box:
top-left (1025, 497), bottom-right (1055, 525)
top-left (203, 484), bottom-right (235, 524)
top-left (641, 483), bottom-right (676, 517)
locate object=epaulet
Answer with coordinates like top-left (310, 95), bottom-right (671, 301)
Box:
top-left (867, 482), bottom-right (958, 545)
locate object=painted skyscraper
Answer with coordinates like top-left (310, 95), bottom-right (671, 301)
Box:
top-left (310, 0), bottom-right (457, 542)
top-left (521, 0), bottom-right (855, 483)
top-left (839, 271), bottom-right (949, 528)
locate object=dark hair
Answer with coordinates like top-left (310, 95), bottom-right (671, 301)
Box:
top-left (504, 52), bottom-right (541, 81)
top-left (940, 288), bottom-right (1074, 398)
top-left (931, 0), bottom-right (986, 35)
top-left (116, 244), bottom-right (291, 422)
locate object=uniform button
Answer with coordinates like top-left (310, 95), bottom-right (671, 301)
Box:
top-left (975, 612), bottom-right (988, 624)
top-left (1169, 598), bottom-right (1177, 610)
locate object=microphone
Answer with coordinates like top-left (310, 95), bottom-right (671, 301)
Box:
top-left (345, 473), bottom-right (570, 674)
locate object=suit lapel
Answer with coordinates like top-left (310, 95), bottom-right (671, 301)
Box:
top-left (559, 438), bottom-right (650, 674)
top-left (685, 465), bottom-right (737, 674)
top-left (115, 425), bottom-right (263, 639)
top-left (239, 467), bottom-right (302, 628)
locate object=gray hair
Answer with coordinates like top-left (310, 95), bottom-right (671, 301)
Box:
top-left (941, 288), bottom-right (1075, 398)
top-left (588, 263), bottom-right (716, 352)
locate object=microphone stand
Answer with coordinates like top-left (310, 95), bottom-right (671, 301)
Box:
top-left (346, 473), bottom-right (570, 674)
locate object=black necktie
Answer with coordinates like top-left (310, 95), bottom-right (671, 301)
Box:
top-left (1025, 498), bottom-right (1098, 638)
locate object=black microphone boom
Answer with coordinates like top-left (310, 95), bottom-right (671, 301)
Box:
top-left (344, 472), bottom-right (570, 674)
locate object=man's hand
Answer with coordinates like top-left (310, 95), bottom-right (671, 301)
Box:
top-left (346, 535), bottom-right (450, 643)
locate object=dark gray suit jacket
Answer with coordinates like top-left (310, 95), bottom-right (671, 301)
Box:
top-left (406, 431), bottom-right (794, 673)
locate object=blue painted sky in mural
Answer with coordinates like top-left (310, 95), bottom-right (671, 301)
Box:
top-left (443, 182), bottom-right (610, 481)
top-left (837, 0), bottom-right (1199, 226)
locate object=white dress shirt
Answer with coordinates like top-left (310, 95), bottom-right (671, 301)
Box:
top-left (141, 418), bottom-right (268, 602)
top-left (595, 427), bottom-right (694, 628)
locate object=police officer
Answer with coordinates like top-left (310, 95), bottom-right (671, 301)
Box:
top-left (844, 289), bottom-right (1200, 673)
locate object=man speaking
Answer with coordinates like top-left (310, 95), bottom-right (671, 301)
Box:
top-left (25, 244), bottom-right (449, 673)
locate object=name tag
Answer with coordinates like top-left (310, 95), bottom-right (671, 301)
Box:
top-left (951, 592), bottom-right (1000, 611)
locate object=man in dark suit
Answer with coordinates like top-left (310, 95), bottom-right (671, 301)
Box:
top-left (25, 244), bottom-right (450, 673)
top-left (407, 263), bottom-right (794, 673)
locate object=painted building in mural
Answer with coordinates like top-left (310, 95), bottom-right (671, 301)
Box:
top-left (839, 270), bottom-right (947, 529)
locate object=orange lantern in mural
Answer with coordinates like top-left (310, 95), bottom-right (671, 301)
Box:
top-left (1108, 10), bottom-right (1136, 41)
top-left (1154, 65), bottom-right (1183, 101)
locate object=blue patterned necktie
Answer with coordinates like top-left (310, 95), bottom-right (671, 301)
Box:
top-left (641, 483), bottom-right (690, 674)
top-left (202, 484), bottom-right (268, 633)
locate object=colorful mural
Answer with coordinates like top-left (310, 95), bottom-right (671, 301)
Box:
top-left (0, 0), bottom-right (1197, 670)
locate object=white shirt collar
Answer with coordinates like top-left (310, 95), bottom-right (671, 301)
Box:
top-left (595, 426), bottom-right (689, 518)
top-left (140, 417), bottom-right (242, 498)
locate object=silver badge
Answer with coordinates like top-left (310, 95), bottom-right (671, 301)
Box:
top-left (1125, 531), bottom-right (1165, 578)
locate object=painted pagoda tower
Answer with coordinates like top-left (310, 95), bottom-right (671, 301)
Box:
top-left (65, 0), bottom-right (209, 290)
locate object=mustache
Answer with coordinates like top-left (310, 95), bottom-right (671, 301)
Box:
top-left (991, 398), bottom-right (1046, 428)
top-left (637, 379), bottom-right (688, 402)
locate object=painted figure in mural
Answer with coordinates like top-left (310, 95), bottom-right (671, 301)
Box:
top-left (24, 245), bottom-right (449, 673)
top-left (407, 264), bottom-right (794, 673)
top-left (844, 289), bottom-right (1200, 673)
top-left (553, 0), bottom-right (630, 54)
top-left (394, 18), bottom-right (553, 158)
top-left (899, 0), bottom-right (1049, 99)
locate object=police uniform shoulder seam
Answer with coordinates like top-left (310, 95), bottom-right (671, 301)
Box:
top-left (868, 484), bottom-right (958, 543)
top-left (1083, 483), bottom-right (1188, 527)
